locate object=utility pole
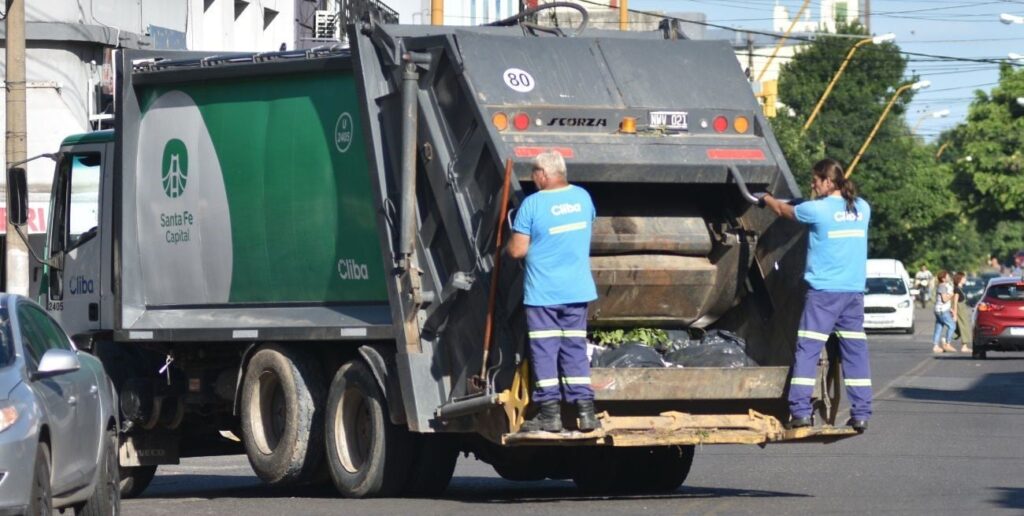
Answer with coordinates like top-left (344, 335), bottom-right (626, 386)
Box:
top-left (864, 0), bottom-right (871, 33)
top-left (5, 0), bottom-right (29, 296)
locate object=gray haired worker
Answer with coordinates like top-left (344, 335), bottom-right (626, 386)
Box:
top-left (507, 151), bottom-right (600, 433)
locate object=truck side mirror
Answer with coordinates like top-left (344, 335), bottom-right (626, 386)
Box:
top-left (6, 166), bottom-right (27, 226)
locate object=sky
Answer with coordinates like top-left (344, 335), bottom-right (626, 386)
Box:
top-left (630, 0), bottom-right (1024, 140)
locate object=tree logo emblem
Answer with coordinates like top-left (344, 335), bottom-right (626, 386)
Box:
top-left (161, 139), bottom-right (189, 198)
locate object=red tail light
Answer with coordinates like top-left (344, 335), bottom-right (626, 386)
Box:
top-left (513, 112), bottom-right (531, 131)
top-left (713, 116), bottom-right (729, 133)
top-left (977, 302), bottom-right (1004, 312)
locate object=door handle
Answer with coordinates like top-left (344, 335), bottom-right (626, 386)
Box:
top-left (67, 396), bottom-right (77, 406)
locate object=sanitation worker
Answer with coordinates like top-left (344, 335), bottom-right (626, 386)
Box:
top-left (507, 150), bottom-right (601, 433)
top-left (758, 158), bottom-right (872, 433)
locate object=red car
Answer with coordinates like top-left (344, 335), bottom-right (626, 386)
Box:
top-left (972, 276), bottom-right (1024, 359)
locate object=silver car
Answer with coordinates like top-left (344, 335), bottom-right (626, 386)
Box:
top-left (0, 294), bottom-right (119, 515)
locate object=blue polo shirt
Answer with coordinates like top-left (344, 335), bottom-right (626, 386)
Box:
top-left (512, 185), bottom-right (597, 306)
top-left (794, 195), bottom-right (871, 292)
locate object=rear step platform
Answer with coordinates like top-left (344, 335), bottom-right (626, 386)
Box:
top-left (502, 410), bottom-right (859, 446)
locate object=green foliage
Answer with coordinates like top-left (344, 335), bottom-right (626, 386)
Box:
top-left (938, 64), bottom-right (1024, 266)
top-left (591, 328), bottom-right (668, 348)
top-left (770, 22), bottom-right (985, 271)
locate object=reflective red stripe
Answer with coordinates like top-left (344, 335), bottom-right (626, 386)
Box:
top-left (514, 146), bottom-right (575, 158)
top-left (706, 148), bottom-right (766, 160)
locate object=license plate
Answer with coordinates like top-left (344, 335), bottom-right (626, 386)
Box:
top-left (1010, 327), bottom-right (1024, 336)
top-left (649, 111), bottom-right (689, 130)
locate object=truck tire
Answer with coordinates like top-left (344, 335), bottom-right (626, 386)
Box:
top-left (571, 447), bottom-right (619, 493)
top-left (402, 434), bottom-right (459, 497)
top-left (622, 445), bottom-right (695, 493)
top-left (325, 360), bottom-right (412, 498)
top-left (76, 429), bottom-right (121, 515)
top-left (241, 345), bottom-right (325, 485)
top-left (119, 465), bottom-right (156, 498)
top-left (29, 442), bottom-right (52, 515)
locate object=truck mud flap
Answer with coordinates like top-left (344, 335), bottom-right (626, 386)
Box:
top-left (501, 410), bottom-right (859, 447)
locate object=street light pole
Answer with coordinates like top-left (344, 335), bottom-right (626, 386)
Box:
top-left (846, 80), bottom-right (931, 178)
top-left (5, 0), bottom-right (29, 296)
top-left (803, 33), bottom-right (895, 132)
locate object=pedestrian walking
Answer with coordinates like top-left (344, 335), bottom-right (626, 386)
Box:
top-left (932, 270), bottom-right (957, 353)
top-left (507, 150), bottom-right (601, 433)
top-left (758, 158), bottom-right (872, 433)
top-left (952, 272), bottom-right (973, 353)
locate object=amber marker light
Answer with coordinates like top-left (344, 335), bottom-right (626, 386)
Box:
top-left (733, 116), bottom-right (750, 134)
top-left (492, 112), bottom-right (509, 131)
top-left (619, 116), bottom-right (637, 134)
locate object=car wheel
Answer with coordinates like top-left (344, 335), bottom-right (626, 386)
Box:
top-left (905, 324), bottom-right (915, 335)
top-left (972, 347), bottom-right (987, 359)
top-left (76, 429), bottom-right (121, 515)
top-left (119, 465), bottom-right (157, 498)
top-left (28, 442), bottom-right (52, 516)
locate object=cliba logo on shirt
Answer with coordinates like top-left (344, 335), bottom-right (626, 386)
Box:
top-left (833, 210), bottom-right (865, 222)
top-left (551, 203), bottom-right (582, 216)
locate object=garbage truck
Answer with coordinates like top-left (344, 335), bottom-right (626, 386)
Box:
top-left (5, 10), bottom-right (857, 499)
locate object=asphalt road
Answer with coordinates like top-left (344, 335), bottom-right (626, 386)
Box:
top-left (124, 307), bottom-right (1024, 515)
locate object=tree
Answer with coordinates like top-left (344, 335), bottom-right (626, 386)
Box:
top-left (938, 64), bottom-right (1024, 264)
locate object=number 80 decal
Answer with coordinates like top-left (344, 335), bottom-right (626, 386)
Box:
top-left (503, 68), bottom-right (535, 93)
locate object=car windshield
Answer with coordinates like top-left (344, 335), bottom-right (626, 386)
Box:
top-left (0, 307), bottom-right (11, 368)
top-left (986, 283), bottom-right (1024, 301)
top-left (865, 277), bottom-right (907, 295)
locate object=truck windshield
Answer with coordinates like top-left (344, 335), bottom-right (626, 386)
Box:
top-left (865, 277), bottom-right (907, 296)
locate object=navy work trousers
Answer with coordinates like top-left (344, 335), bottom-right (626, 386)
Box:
top-left (789, 290), bottom-right (873, 421)
top-left (526, 303), bottom-right (594, 403)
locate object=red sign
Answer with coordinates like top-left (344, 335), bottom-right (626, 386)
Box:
top-left (0, 206), bottom-right (49, 234)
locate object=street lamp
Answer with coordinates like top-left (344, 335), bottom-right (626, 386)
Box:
top-left (912, 108), bottom-right (950, 133)
top-left (803, 33), bottom-right (897, 132)
top-left (846, 79), bottom-right (931, 178)
top-left (1001, 13), bottom-right (1024, 24)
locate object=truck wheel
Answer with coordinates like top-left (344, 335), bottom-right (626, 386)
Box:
top-left (626, 445), bottom-right (695, 493)
top-left (119, 465), bottom-right (157, 498)
top-left (325, 360), bottom-right (412, 498)
top-left (241, 345), bottom-right (325, 485)
top-left (571, 447), bottom-right (619, 494)
top-left (76, 429), bottom-right (121, 515)
top-left (402, 434), bottom-right (459, 497)
top-left (29, 442), bottom-right (52, 515)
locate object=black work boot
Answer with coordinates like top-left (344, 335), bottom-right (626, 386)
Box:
top-left (520, 400), bottom-right (563, 433)
top-left (576, 400), bottom-right (602, 432)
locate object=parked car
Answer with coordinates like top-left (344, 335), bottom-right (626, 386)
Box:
top-left (972, 277), bottom-right (1024, 359)
top-left (864, 259), bottom-right (915, 334)
top-left (0, 294), bottom-right (119, 514)
top-left (965, 272), bottom-right (1002, 307)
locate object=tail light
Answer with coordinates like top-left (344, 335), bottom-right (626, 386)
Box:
top-left (512, 112), bottom-right (531, 131)
top-left (712, 116), bottom-right (729, 133)
top-left (733, 115), bottom-right (750, 134)
top-left (977, 302), bottom-right (1004, 312)
top-left (492, 112), bottom-right (509, 131)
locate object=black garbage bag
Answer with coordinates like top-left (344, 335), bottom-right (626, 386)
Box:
top-left (591, 342), bottom-right (667, 368)
top-left (664, 329), bottom-right (758, 368)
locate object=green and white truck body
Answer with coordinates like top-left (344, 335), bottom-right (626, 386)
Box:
top-left (8, 17), bottom-right (857, 500)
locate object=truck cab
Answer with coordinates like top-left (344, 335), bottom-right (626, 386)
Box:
top-left (39, 130), bottom-right (115, 347)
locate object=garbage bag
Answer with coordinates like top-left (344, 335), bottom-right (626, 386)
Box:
top-left (591, 342), bottom-right (668, 368)
top-left (664, 329), bottom-right (758, 368)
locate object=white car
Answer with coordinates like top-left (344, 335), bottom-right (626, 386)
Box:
top-left (864, 259), bottom-right (915, 334)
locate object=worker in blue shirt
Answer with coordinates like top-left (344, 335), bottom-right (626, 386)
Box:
top-left (507, 150), bottom-right (600, 433)
top-left (759, 158), bottom-right (872, 433)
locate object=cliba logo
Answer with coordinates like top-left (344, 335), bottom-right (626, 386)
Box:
top-left (69, 275), bottom-right (95, 295)
top-left (551, 203), bottom-right (582, 216)
top-left (833, 211), bottom-right (865, 222)
top-left (338, 259), bottom-right (369, 280)
top-left (547, 117), bottom-right (607, 127)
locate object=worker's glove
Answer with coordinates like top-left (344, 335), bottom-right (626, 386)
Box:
top-left (752, 192), bottom-right (769, 208)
